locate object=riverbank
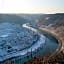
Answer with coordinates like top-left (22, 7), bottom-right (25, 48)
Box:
top-left (26, 27), bottom-right (64, 64)
top-left (39, 27), bottom-right (64, 62)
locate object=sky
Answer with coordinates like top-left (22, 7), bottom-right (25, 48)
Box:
top-left (0, 0), bottom-right (64, 14)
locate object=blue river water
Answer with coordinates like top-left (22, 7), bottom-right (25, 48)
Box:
top-left (14, 34), bottom-right (59, 64)
top-left (0, 22), bottom-right (59, 64)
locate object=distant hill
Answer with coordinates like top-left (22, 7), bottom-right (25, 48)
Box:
top-left (52, 14), bottom-right (64, 27)
top-left (0, 14), bottom-right (38, 28)
top-left (0, 14), bottom-right (30, 24)
top-left (37, 13), bottom-right (64, 27)
top-left (0, 13), bottom-right (64, 29)
top-left (17, 14), bottom-right (43, 21)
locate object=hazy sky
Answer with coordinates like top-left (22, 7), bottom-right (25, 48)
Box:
top-left (0, 0), bottom-right (64, 13)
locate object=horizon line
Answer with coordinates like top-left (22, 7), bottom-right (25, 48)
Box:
top-left (0, 12), bottom-right (64, 14)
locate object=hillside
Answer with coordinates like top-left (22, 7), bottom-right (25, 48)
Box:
top-left (0, 14), bottom-right (38, 28)
top-left (37, 13), bottom-right (64, 27)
